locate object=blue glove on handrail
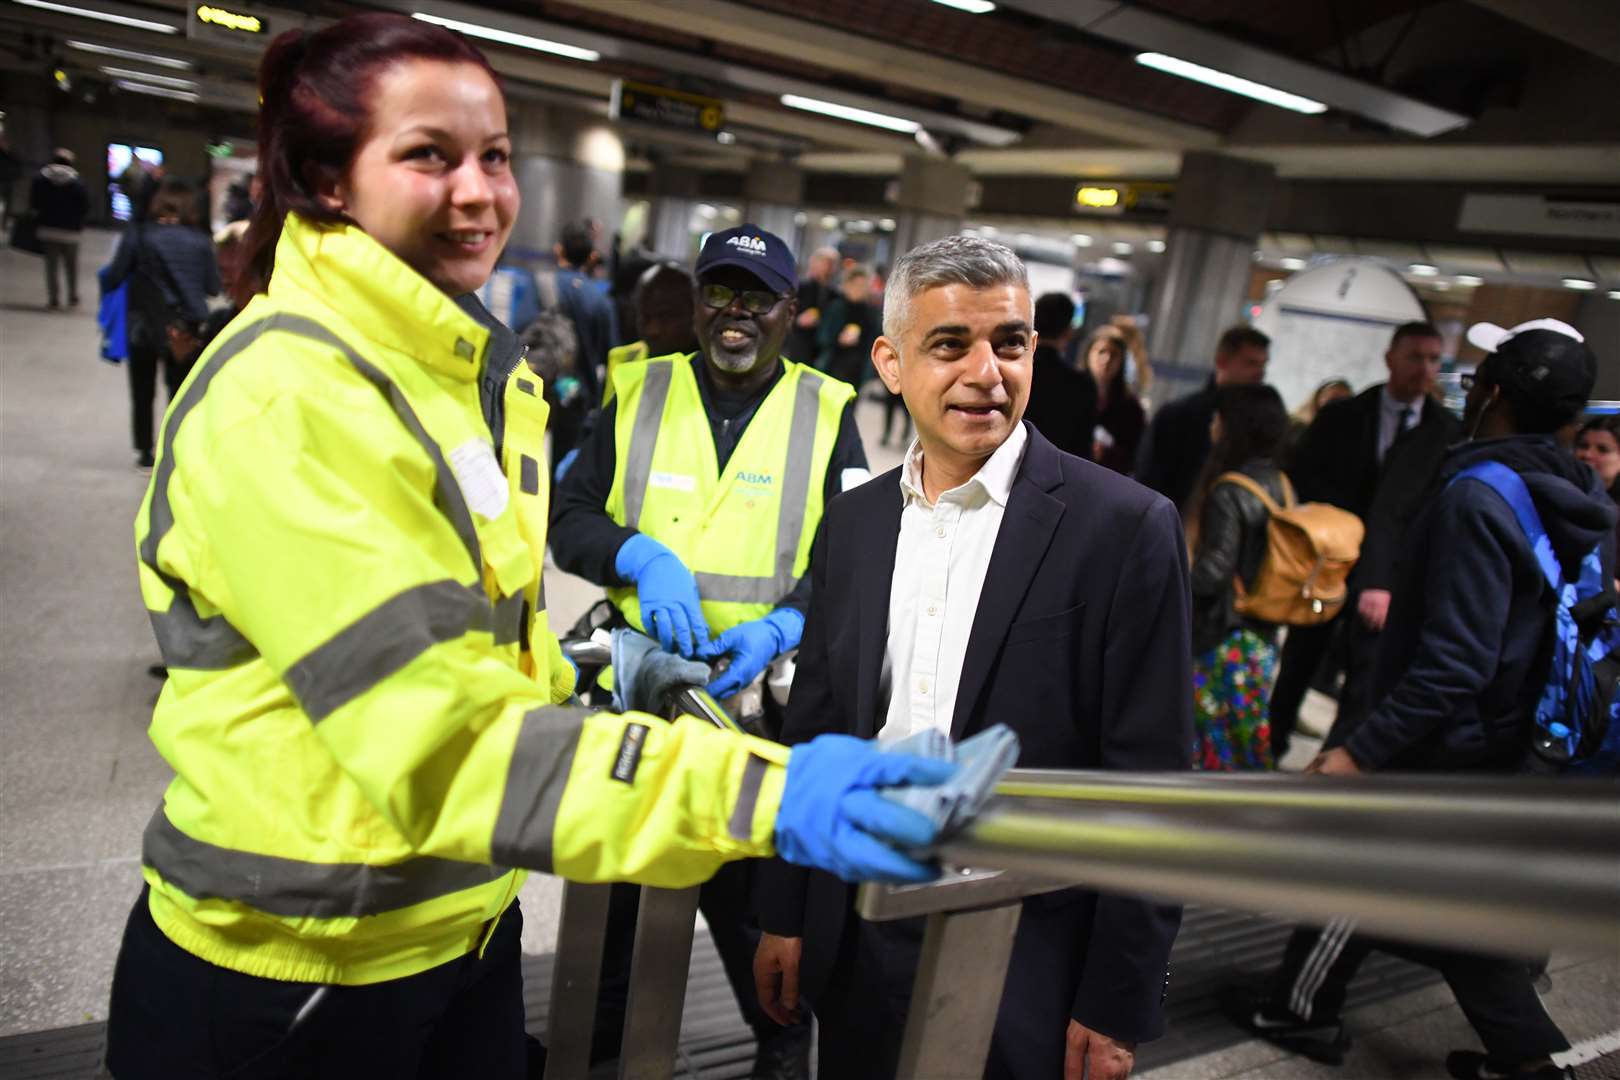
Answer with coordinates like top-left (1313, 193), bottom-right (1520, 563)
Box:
top-left (701, 608), bottom-right (804, 700)
top-left (775, 734), bottom-right (958, 884)
top-left (614, 534), bottom-right (711, 658)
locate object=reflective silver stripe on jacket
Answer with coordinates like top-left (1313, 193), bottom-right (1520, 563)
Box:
top-left (490, 705), bottom-right (594, 871)
top-left (142, 314), bottom-right (527, 710)
top-left (621, 363), bottom-right (826, 604)
top-left (142, 808), bottom-right (510, 919)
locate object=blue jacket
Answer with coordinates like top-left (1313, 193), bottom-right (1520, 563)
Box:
top-left (1348, 435), bottom-right (1617, 772)
top-left (97, 266), bottom-right (128, 363)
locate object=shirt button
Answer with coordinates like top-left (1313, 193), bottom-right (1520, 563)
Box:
top-left (935, 526), bottom-right (946, 538)
top-left (927, 605), bottom-right (937, 617)
top-left (918, 679), bottom-right (930, 694)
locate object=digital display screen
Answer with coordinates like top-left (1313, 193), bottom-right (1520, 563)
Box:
top-left (106, 144), bottom-right (163, 222)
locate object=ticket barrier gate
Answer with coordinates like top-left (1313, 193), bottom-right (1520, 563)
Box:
top-left (546, 641), bottom-right (1620, 1080)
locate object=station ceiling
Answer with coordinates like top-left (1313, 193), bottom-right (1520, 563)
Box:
top-left (1, 0), bottom-right (1617, 187)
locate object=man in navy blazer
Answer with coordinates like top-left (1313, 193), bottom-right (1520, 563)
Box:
top-left (752, 236), bottom-right (1193, 1080)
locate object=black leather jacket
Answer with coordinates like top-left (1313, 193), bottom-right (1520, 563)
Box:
top-left (1190, 459), bottom-right (1286, 655)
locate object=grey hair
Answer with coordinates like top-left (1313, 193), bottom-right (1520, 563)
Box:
top-left (881, 234), bottom-right (1029, 340)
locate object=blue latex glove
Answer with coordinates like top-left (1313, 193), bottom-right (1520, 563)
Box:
top-left (702, 608), bottom-right (804, 700)
top-left (614, 534), bottom-right (711, 658)
top-left (775, 734), bottom-right (958, 884)
top-left (611, 628), bottom-right (712, 714)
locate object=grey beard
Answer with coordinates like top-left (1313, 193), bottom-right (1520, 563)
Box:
top-left (709, 343), bottom-right (759, 372)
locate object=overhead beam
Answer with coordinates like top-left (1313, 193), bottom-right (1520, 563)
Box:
top-left (999, 0), bottom-right (1471, 138)
top-left (1468, 0), bottom-right (1620, 66)
top-left (561, 0), bottom-right (1218, 149)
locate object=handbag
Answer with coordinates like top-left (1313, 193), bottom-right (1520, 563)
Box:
top-left (8, 210), bottom-right (43, 256)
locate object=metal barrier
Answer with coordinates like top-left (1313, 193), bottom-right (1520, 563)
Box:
top-left (544, 639), bottom-right (1620, 1079)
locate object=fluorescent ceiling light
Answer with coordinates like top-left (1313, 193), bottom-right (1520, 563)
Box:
top-left (68, 40), bottom-right (191, 69)
top-left (1112, 241), bottom-right (1133, 255)
top-left (1408, 263), bottom-right (1439, 276)
top-left (780, 93), bottom-right (920, 134)
top-left (715, 130), bottom-right (736, 145)
top-left (114, 79), bottom-right (198, 102)
top-left (819, 214), bottom-right (840, 229)
top-left (879, 218), bottom-right (897, 231)
top-left (411, 12), bottom-right (600, 62)
top-left (1279, 257), bottom-right (1306, 270)
top-left (1455, 274), bottom-right (1484, 287)
top-left (100, 65), bottom-right (197, 89)
top-left (1609, 290), bottom-right (1620, 301)
top-left (1146, 239), bottom-right (1166, 253)
top-left (929, 0), bottom-right (996, 12)
top-left (1135, 51), bottom-right (1326, 115)
top-left (1071, 234), bottom-right (1092, 247)
top-left (12, 0), bottom-right (178, 33)
top-left (1562, 278), bottom-right (1597, 291)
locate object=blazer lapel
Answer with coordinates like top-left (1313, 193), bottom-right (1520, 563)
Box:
top-left (950, 431), bottom-right (1065, 739)
top-left (854, 483), bottom-right (902, 739)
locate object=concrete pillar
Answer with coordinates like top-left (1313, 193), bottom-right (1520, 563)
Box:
top-left (1146, 152), bottom-right (1276, 402)
top-left (507, 104), bottom-right (624, 259)
top-left (642, 165), bottom-right (702, 261)
top-left (743, 163), bottom-right (805, 254)
top-left (891, 156), bottom-right (973, 257)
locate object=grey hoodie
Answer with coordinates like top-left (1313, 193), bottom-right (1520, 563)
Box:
top-left (31, 163), bottom-right (89, 238)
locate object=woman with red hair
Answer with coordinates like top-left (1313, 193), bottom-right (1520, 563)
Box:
top-left (104, 14), bottom-right (952, 1077)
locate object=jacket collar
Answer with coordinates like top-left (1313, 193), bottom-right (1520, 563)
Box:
top-left (268, 213), bottom-right (491, 383)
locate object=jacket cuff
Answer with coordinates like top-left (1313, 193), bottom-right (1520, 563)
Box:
top-left (753, 856), bottom-right (809, 937)
top-left (1072, 969), bottom-right (1169, 1044)
top-left (1344, 721), bottom-right (1396, 770)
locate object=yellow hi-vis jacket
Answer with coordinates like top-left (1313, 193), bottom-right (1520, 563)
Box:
top-left (602, 354), bottom-right (855, 635)
top-left (134, 213), bottom-right (789, 986)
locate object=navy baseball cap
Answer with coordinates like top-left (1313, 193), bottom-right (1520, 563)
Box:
top-left (695, 225), bottom-right (797, 295)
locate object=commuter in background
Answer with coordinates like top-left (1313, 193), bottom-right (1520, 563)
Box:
top-left (1085, 323), bottom-right (1148, 473)
top-left (1136, 325), bottom-right (1270, 507)
top-left (1272, 323), bottom-right (1459, 760)
top-left (1184, 384), bottom-right (1290, 770)
top-left (1237, 320), bottom-right (1605, 1080)
top-left (601, 261), bottom-right (697, 405)
top-left (754, 235), bottom-right (1192, 1080)
top-left (30, 149), bottom-right (90, 309)
top-left (1281, 378), bottom-right (1352, 468)
top-left (786, 245), bottom-right (838, 364)
top-left (816, 264), bottom-right (882, 389)
top-left (104, 177), bottom-right (220, 470)
top-left (117, 156), bottom-right (160, 223)
top-left (103, 18), bottom-right (948, 1078)
top-left (1574, 416), bottom-right (1620, 555)
top-left (1021, 291), bottom-right (1098, 460)
top-left (552, 219), bottom-right (617, 454)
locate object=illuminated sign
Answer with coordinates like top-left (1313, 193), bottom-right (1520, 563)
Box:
top-left (195, 4), bottom-right (264, 32)
top-left (1075, 186), bottom-right (1121, 209)
top-left (611, 80), bottom-right (725, 134)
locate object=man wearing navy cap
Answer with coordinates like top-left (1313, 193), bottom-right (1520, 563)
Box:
top-left (550, 225), bottom-right (869, 1077)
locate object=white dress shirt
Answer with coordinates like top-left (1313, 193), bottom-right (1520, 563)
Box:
top-left (1376, 386), bottom-right (1423, 463)
top-left (878, 424), bottom-right (1029, 742)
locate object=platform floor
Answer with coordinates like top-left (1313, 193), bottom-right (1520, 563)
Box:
top-left (2, 231), bottom-right (1615, 1078)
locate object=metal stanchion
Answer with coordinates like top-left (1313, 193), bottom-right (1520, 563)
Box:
top-left (543, 883), bottom-right (612, 1080)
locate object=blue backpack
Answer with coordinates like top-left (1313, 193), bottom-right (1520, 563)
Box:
top-left (1452, 462), bottom-right (1620, 774)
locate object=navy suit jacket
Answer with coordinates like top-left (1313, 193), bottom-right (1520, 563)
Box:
top-left (755, 424), bottom-right (1193, 1045)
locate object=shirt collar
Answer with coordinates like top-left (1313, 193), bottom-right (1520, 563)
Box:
top-left (1381, 384), bottom-right (1423, 420)
top-left (899, 422), bottom-right (1029, 509)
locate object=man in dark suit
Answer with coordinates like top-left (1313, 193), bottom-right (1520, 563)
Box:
top-left (1269, 322), bottom-right (1461, 758)
top-left (752, 236), bottom-right (1193, 1080)
top-left (1022, 291), bottom-right (1097, 459)
top-left (1134, 325), bottom-right (1271, 508)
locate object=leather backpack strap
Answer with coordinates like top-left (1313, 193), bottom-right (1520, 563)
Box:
top-left (1216, 470), bottom-right (1283, 515)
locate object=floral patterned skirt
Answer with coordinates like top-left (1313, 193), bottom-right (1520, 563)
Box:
top-left (1192, 628), bottom-right (1279, 771)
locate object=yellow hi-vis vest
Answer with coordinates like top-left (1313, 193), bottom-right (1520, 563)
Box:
top-left (602, 339), bottom-right (648, 405)
top-left (134, 214), bottom-right (788, 986)
top-left (603, 355), bottom-right (855, 635)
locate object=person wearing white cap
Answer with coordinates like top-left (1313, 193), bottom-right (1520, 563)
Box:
top-left (1232, 317), bottom-right (1608, 1080)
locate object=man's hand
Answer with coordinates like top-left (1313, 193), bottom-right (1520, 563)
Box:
top-left (753, 933), bottom-right (803, 1027)
top-left (1357, 589), bottom-right (1392, 632)
top-left (1306, 746), bottom-right (1363, 776)
top-left (837, 323), bottom-right (860, 348)
top-left (796, 308), bottom-right (821, 329)
top-left (1066, 1021), bottom-right (1136, 1080)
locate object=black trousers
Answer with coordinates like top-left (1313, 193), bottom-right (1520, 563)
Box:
top-left (592, 860), bottom-right (793, 1061)
top-left (812, 914), bottom-right (924, 1080)
top-left (1268, 618), bottom-right (1340, 760)
top-left (127, 342), bottom-right (190, 456)
top-left (1324, 612), bottom-right (1382, 750)
top-left (106, 887), bottom-right (534, 1079)
top-left (882, 390), bottom-right (912, 446)
top-left (1269, 921), bottom-right (1568, 1063)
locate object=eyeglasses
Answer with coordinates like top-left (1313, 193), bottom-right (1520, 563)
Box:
top-left (700, 283), bottom-right (783, 315)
